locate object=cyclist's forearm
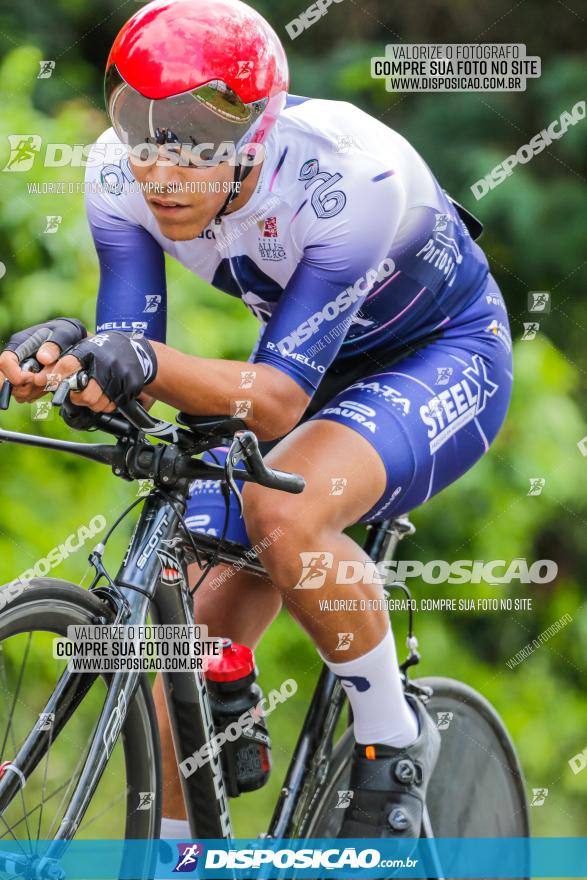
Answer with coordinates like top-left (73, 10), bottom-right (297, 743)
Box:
top-left (147, 342), bottom-right (308, 440)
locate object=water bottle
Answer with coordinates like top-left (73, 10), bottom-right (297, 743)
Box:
top-left (206, 639), bottom-right (272, 797)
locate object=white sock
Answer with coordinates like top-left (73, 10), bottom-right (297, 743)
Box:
top-left (160, 816), bottom-right (191, 839)
top-left (323, 628), bottom-right (419, 747)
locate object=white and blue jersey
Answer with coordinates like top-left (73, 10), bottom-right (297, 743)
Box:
top-left (85, 95), bottom-right (513, 537)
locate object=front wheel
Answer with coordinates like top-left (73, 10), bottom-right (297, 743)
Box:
top-left (299, 676), bottom-right (529, 877)
top-left (0, 579), bottom-right (162, 868)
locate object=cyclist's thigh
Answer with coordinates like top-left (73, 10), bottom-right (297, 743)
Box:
top-left (309, 290), bottom-right (513, 523)
top-left (246, 416), bottom-right (388, 533)
top-left (193, 431), bottom-right (387, 544)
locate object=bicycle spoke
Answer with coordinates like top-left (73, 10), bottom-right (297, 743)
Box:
top-left (0, 645), bottom-right (30, 858)
top-left (35, 712), bottom-right (55, 847)
top-left (80, 787), bottom-right (126, 833)
top-left (0, 594), bottom-right (156, 852)
top-left (0, 635), bottom-right (34, 850)
top-left (0, 642), bottom-right (13, 760)
top-left (1, 779), bottom-right (71, 839)
top-left (44, 739), bottom-right (90, 840)
top-left (4, 764), bottom-right (128, 842)
top-left (1, 768), bottom-right (126, 842)
top-left (0, 808), bottom-right (29, 856)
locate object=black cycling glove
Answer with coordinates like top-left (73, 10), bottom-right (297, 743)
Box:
top-left (4, 318), bottom-right (87, 363)
top-left (60, 398), bottom-right (101, 432)
top-left (64, 331), bottom-right (158, 407)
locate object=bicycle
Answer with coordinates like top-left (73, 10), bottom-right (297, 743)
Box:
top-left (0, 369), bottom-right (529, 879)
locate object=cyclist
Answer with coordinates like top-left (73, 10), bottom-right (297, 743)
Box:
top-left (0, 0), bottom-right (513, 840)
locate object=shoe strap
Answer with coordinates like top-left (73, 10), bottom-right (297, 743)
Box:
top-left (352, 748), bottom-right (423, 792)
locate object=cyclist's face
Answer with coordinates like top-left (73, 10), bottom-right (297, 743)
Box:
top-left (130, 148), bottom-right (243, 241)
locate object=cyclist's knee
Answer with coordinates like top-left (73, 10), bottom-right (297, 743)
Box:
top-left (243, 491), bottom-right (332, 585)
top-left (245, 489), bottom-right (300, 540)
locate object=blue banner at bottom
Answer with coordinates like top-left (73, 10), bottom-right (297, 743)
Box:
top-left (0, 838), bottom-right (585, 878)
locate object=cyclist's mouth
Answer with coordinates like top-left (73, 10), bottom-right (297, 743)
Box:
top-left (149, 198), bottom-right (188, 215)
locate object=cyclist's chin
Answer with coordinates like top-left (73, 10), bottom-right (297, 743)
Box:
top-left (153, 210), bottom-right (212, 242)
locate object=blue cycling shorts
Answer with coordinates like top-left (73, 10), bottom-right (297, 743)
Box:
top-left (185, 275), bottom-right (513, 546)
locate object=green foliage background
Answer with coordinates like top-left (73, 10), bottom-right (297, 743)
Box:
top-left (0, 0), bottom-right (585, 840)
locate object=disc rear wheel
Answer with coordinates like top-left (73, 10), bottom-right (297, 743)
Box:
top-left (299, 676), bottom-right (529, 879)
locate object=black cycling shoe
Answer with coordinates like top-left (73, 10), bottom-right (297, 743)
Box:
top-left (338, 694), bottom-right (440, 838)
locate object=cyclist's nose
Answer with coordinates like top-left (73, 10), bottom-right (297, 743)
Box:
top-left (130, 145), bottom-right (182, 186)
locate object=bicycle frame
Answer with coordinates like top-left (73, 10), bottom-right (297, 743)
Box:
top-left (0, 415), bottom-right (415, 852)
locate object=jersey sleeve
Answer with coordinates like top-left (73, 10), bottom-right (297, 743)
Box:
top-left (85, 155), bottom-right (167, 343)
top-left (252, 168), bottom-right (406, 394)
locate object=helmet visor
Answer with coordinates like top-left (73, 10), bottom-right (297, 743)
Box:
top-left (105, 66), bottom-right (267, 164)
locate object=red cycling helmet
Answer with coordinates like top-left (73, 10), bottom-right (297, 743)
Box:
top-left (105, 0), bottom-right (289, 160)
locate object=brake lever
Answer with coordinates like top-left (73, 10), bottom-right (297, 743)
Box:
top-left (0, 381), bottom-right (10, 411)
top-left (228, 430), bottom-right (306, 494)
top-left (0, 357), bottom-right (43, 411)
top-left (51, 371), bottom-right (148, 423)
top-left (224, 446), bottom-right (245, 517)
top-left (52, 370), bottom-right (89, 407)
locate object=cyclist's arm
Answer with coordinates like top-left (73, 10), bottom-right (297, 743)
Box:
top-left (147, 346), bottom-right (309, 440)
top-left (87, 199), bottom-right (168, 343)
top-left (89, 203), bottom-right (166, 413)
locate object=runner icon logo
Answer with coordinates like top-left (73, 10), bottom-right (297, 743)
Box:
top-left (173, 844), bottom-right (204, 873)
top-left (295, 552), bottom-right (334, 589)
